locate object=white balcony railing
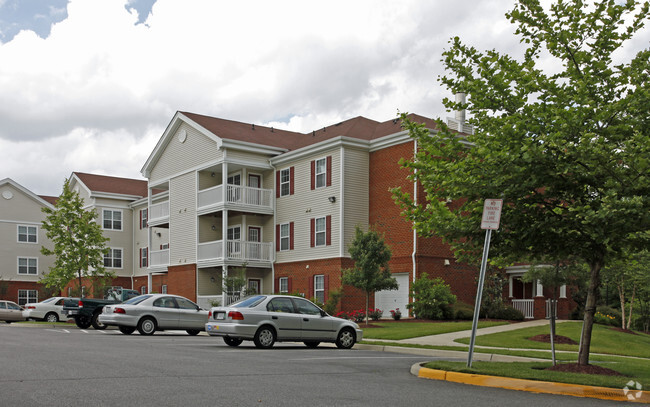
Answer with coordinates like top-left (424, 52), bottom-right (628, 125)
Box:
top-left (511, 299), bottom-right (534, 319)
top-left (198, 240), bottom-right (273, 263)
top-left (198, 184), bottom-right (272, 211)
top-left (149, 201), bottom-right (169, 223)
top-left (150, 249), bottom-right (170, 267)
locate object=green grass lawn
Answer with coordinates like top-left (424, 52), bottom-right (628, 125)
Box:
top-left (454, 321), bottom-right (650, 358)
top-left (361, 320), bottom-right (508, 340)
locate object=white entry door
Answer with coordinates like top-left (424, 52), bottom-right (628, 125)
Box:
top-left (375, 273), bottom-right (410, 318)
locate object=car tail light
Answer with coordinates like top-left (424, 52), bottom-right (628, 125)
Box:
top-left (208, 310), bottom-right (212, 318)
top-left (26, 306), bottom-right (36, 309)
top-left (113, 308), bottom-right (126, 314)
top-left (78, 300), bottom-right (83, 307)
top-left (228, 311), bottom-right (244, 320)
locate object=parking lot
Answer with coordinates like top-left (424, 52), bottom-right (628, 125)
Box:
top-left (0, 324), bottom-right (620, 407)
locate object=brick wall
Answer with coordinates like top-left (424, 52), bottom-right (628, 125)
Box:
top-left (167, 264), bottom-right (197, 301)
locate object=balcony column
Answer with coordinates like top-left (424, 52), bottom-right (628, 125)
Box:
top-left (559, 284), bottom-right (567, 298)
top-left (222, 208), bottom-right (228, 259)
top-left (535, 280), bottom-right (544, 297)
top-left (508, 275), bottom-right (514, 298)
top-left (222, 162), bottom-right (228, 203)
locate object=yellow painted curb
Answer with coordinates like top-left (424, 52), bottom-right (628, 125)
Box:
top-left (418, 367), bottom-right (650, 403)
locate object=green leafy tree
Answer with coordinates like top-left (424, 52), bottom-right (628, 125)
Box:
top-left (342, 226), bottom-right (397, 324)
top-left (407, 275), bottom-right (456, 320)
top-left (602, 250), bottom-right (650, 330)
top-left (40, 178), bottom-right (112, 296)
top-left (393, 1), bottom-right (649, 365)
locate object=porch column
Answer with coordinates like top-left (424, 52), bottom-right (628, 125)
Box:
top-left (147, 273), bottom-right (152, 293)
top-left (222, 162), bottom-right (228, 203)
top-left (533, 279), bottom-right (546, 319)
top-left (560, 284), bottom-right (567, 298)
top-left (222, 209), bottom-right (228, 258)
top-left (508, 275), bottom-right (514, 298)
top-left (535, 280), bottom-right (544, 297)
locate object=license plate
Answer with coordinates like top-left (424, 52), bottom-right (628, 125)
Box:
top-left (216, 312), bottom-right (225, 320)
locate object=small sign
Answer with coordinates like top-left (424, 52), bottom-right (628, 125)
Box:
top-left (481, 199), bottom-right (503, 230)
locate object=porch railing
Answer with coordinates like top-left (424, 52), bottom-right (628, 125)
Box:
top-left (546, 299), bottom-right (558, 319)
top-left (150, 248), bottom-right (170, 267)
top-left (511, 299), bottom-right (534, 319)
top-left (197, 240), bottom-right (273, 263)
top-left (149, 201), bottom-right (169, 223)
top-left (197, 184), bottom-right (272, 211)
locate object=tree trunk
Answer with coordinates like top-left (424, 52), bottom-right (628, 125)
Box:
top-left (627, 284), bottom-right (636, 330)
top-left (618, 281), bottom-right (626, 329)
top-left (365, 292), bottom-right (369, 326)
top-left (578, 260), bottom-right (603, 366)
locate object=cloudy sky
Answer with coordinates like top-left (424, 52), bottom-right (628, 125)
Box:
top-left (0, 0), bottom-right (647, 196)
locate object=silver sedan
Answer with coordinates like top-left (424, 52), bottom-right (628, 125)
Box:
top-left (99, 294), bottom-right (208, 336)
top-left (205, 295), bottom-right (363, 349)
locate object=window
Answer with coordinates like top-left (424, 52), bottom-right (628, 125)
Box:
top-left (103, 209), bottom-right (122, 230)
top-left (280, 168), bottom-right (290, 196)
top-left (176, 297), bottom-right (199, 310)
top-left (315, 158), bottom-right (327, 188)
top-left (104, 248), bottom-right (123, 268)
top-left (18, 257), bottom-right (38, 275)
top-left (227, 226), bottom-right (241, 254)
top-left (140, 248), bottom-right (148, 268)
top-left (279, 277), bottom-right (288, 293)
top-left (315, 217), bottom-right (326, 247)
top-left (267, 297), bottom-right (294, 313)
top-left (279, 223), bottom-right (290, 251)
top-left (161, 285), bottom-right (168, 294)
top-left (18, 290), bottom-right (38, 306)
top-left (18, 225), bottom-right (37, 243)
top-left (140, 286), bottom-right (147, 295)
top-left (313, 275), bottom-right (325, 305)
top-left (140, 209), bottom-right (148, 229)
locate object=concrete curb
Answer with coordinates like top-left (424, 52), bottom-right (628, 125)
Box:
top-left (412, 363), bottom-right (650, 403)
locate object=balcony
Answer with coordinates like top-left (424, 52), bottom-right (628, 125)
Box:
top-left (149, 248), bottom-right (170, 268)
top-left (197, 184), bottom-right (273, 215)
top-left (197, 239), bottom-right (273, 267)
top-left (149, 201), bottom-right (170, 226)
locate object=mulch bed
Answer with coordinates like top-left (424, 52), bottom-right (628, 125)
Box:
top-left (546, 363), bottom-right (626, 376)
top-left (609, 326), bottom-right (638, 335)
top-left (528, 334), bottom-right (578, 345)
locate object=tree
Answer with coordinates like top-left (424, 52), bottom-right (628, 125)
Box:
top-left (392, 1), bottom-right (649, 366)
top-left (41, 178), bottom-right (112, 296)
top-left (342, 226), bottom-right (397, 324)
top-left (407, 275), bottom-right (456, 320)
top-left (603, 250), bottom-right (650, 330)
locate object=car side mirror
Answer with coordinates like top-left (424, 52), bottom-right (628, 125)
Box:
top-left (320, 310), bottom-right (327, 317)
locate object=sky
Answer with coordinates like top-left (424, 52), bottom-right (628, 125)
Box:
top-left (0, 0), bottom-right (647, 196)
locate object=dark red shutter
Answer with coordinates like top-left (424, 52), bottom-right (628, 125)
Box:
top-left (326, 215), bottom-right (332, 246)
top-left (290, 166), bottom-right (295, 195)
top-left (289, 222), bottom-right (294, 250)
top-left (276, 224), bottom-right (280, 251)
top-left (310, 160), bottom-right (315, 190)
top-left (309, 276), bottom-right (314, 299)
top-left (326, 156), bottom-right (332, 186)
top-left (310, 218), bottom-right (315, 247)
top-left (139, 210), bottom-right (142, 230)
top-left (276, 171), bottom-right (280, 198)
top-left (287, 277), bottom-right (292, 293)
top-left (139, 248), bottom-right (142, 268)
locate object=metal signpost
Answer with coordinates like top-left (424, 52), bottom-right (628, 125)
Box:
top-left (467, 199), bottom-right (503, 367)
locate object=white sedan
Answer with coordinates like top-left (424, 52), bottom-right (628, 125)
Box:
top-left (205, 295), bottom-right (363, 349)
top-left (23, 297), bottom-right (70, 322)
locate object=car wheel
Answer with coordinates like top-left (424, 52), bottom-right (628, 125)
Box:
top-left (119, 326), bottom-right (136, 335)
top-left (304, 341), bottom-right (320, 348)
top-left (253, 326), bottom-right (276, 349)
top-left (74, 315), bottom-right (92, 329)
top-left (186, 329), bottom-right (200, 336)
top-left (137, 317), bottom-right (157, 335)
top-left (335, 327), bottom-right (356, 349)
top-left (223, 336), bottom-right (244, 347)
top-left (91, 311), bottom-right (107, 330)
top-left (44, 312), bottom-right (59, 323)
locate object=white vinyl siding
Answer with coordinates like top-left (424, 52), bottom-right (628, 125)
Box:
top-left (343, 148), bottom-right (370, 254)
top-left (169, 172), bottom-right (197, 264)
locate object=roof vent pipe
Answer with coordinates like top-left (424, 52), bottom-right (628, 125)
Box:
top-left (455, 92), bottom-right (466, 124)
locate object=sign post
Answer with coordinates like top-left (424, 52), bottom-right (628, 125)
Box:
top-left (467, 199), bottom-right (503, 368)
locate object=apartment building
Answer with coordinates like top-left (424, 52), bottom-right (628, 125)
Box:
top-left (1, 111), bottom-right (572, 319)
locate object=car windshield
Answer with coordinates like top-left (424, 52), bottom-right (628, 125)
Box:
top-left (231, 295), bottom-right (266, 308)
top-left (123, 295), bottom-right (152, 305)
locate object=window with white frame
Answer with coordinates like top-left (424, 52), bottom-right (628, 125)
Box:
top-left (18, 257), bottom-right (38, 275)
top-left (18, 289), bottom-right (38, 306)
top-left (141, 209), bottom-right (148, 229)
top-left (104, 248), bottom-right (123, 268)
top-left (227, 226), bottom-right (241, 254)
top-left (18, 225), bottom-right (37, 243)
top-left (280, 168), bottom-right (290, 197)
top-left (315, 158), bottom-right (327, 188)
top-left (161, 284), bottom-right (168, 294)
top-left (279, 277), bottom-right (288, 293)
top-left (141, 248), bottom-right (148, 268)
top-left (315, 217), bottom-right (326, 247)
top-left (314, 275), bottom-right (325, 304)
top-left (279, 223), bottom-right (290, 251)
top-left (140, 286), bottom-right (147, 294)
top-left (103, 209), bottom-right (122, 230)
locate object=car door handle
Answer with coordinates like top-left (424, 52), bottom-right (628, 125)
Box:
top-left (272, 316), bottom-right (278, 320)
top-left (303, 318), bottom-right (309, 322)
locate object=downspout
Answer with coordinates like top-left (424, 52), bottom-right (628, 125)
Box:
top-left (269, 159), bottom-right (276, 294)
top-left (340, 146), bottom-right (344, 257)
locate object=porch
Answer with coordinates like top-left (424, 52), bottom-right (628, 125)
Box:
top-left (195, 266), bottom-right (272, 310)
top-left (507, 267), bottom-right (569, 319)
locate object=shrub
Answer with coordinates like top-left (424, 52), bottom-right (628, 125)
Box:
top-left (406, 275), bottom-right (456, 320)
top-left (595, 306), bottom-right (621, 327)
top-left (335, 311), bottom-right (349, 320)
top-left (368, 308), bottom-right (383, 321)
top-left (494, 306), bottom-right (524, 321)
top-left (390, 308), bottom-right (402, 320)
top-left (349, 309), bottom-right (366, 323)
top-left (452, 301), bottom-right (475, 320)
top-left (323, 289), bottom-right (343, 315)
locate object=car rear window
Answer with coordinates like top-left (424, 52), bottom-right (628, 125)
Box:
top-left (123, 295), bottom-right (152, 305)
top-left (231, 295), bottom-right (266, 308)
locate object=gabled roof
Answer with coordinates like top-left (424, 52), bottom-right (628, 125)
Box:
top-left (72, 172), bottom-right (148, 198)
top-left (0, 178), bottom-right (55, 209)
top-left (39, 195), bottom-right (58, 205)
